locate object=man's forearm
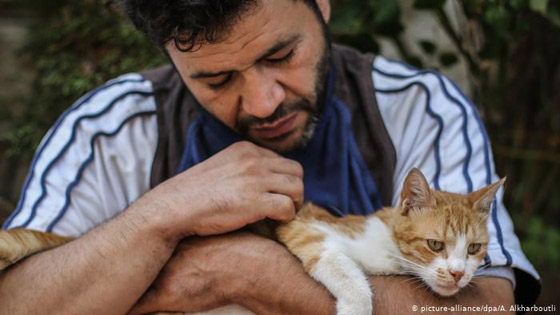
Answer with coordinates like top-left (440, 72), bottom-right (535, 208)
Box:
top-left (237, 259), bottom-right (514, 315)
top-left (240, 267), bottom-right (336, 315)
top-left (227, 239), bottom-right (336, 315)
top-left (370, 276), bottom-right (515, 314)
top-left (0, 200), bottom-right (178, 315)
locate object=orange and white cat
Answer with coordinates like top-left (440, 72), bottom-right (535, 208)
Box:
top-left (0, 168), bottom-right (504, 315)
top-left (277, 168), bottom-right (503, 314)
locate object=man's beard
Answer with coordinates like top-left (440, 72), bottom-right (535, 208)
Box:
top-left (236, 97), bottom-right (320, 152)
top-left (236, 27), bottom-right (331, 153)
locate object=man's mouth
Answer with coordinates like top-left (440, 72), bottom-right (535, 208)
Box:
top-left (251, 112), bottom-right (299, 140)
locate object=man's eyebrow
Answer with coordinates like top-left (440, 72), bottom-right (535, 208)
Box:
top-left (191, 70), bottom-right (232, 79)
top-left (190, 34), bottom-right (302, 79)
top-left (255, 34), bottom-right (302, 61)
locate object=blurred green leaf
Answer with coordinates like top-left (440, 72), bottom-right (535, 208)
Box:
top-left (371, 0), bottom-right (401, 26)
top-left (529, 0), bottom-right (548, 15)
top-left (510, 0), bottom-right (528, 10)
top-left (518, 216), bottom-right (560, 271)
top-left (548, 7), bottom-right (560, 27)
top-left (329, 3), bottom-right (364, 35)
top-left (483, 5), bottom-right (512, 38)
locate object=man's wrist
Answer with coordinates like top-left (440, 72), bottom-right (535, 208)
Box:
top-left (125, 191), bottom-right (185, 247)
top-left (228, 236), bottom-right (335, 314)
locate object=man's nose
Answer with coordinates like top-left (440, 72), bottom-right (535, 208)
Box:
top-left (240, 68), bottom-right (285, 118)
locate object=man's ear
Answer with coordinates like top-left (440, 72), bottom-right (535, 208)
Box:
top-left (315, 0), bottom-right (331, 23)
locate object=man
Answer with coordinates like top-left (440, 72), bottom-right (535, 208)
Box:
top-left (0, 0), bottom-right (539, 314)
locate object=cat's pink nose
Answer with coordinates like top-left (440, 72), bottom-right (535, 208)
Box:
top-left (449, 271), bottom-right (464, 283)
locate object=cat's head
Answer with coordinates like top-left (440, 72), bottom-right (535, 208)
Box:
top-left (392, 168), bottom-right (505, 296)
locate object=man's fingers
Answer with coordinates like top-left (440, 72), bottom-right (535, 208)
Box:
top-left (262, 194), bottom-right (297, 222)
top-left (267, 157), bottom-right (304, 178)
top-left (263, 173), bottom-right (304, 207)
top-left (228, 141), bottom-right (280, 159)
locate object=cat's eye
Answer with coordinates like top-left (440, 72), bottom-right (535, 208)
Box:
top-left (427, 239), bottom-right (444, 252)
top-left (468, 243), bottom-right (481, 255)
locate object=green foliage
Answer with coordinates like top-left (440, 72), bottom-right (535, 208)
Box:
top-left (1, 0), bottom-right (166, 158)
top-left (514, 215), bottom-right (560, 272)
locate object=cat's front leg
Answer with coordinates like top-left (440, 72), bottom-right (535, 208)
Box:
top-left (310, 249), bottom-right (374, 315)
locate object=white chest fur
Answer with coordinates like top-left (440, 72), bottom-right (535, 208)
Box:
top-left (319, 216), bottom-right (403, 275)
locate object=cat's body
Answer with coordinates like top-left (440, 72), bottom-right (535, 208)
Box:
top-left (277, 168), bottom-right (503, 315)
top-left (277, 205), bottom-right (400, 315)
top-left (0, 169), bottom-right (504, 315)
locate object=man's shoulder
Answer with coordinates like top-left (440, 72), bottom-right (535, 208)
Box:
top-left (372, 56), bottom-right (463, 101)
top-left (32, 72), bottom-right (160, 178)
top-left (2, 73), bottom-right (159, 234)
top-left (372, 56), bottom-right (473, 127)
top-left (36, 72), bottom-right (159, 169)
top-left (64, 73), bottom-right (158, 134)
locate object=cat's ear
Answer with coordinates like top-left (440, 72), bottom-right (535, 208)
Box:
top-left (400, 168), bottom-right (435, 216)
top-left (469, 177), bottom-right (507, 215)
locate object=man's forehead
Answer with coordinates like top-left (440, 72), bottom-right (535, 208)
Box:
top-left (188, 34), bottom-right (302, 79)
top-left (167, 0), bottom-right (310, 73)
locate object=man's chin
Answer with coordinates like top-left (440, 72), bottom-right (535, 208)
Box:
top-left (246, 111), bottom-right (317, 153)
top-left (251, 129), bottom-right (305, 153)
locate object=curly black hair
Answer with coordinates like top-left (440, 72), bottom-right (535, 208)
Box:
top-left (122, 0), bottom-right (317, 52)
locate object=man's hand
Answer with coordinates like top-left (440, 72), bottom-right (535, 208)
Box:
top-left (128, 232), bottom-right (261, 313)
top-left (129, 232), bottom-right (334, 315)
top-left (150, 141), bottom-right (304, 239)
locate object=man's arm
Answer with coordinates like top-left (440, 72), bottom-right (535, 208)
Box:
top-left (369, 276), bottom-right (514, 314)
top-left (129, 232), bottom-right (514, 315)
top-left (0, 199), bottom-right (177, 315)
top-left (129, 232), bottom-right (337, 315)
top-left (0, 142), bottom-right (304, 315)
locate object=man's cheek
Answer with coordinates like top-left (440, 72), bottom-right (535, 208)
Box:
top-left (277, 68), bottom-right (316, 97)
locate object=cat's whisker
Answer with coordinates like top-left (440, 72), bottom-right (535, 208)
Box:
top-left (397, 275), bottom-right (424, 286)
top-left (388, 254), bottom-right (428, 270)
top-left (389, 254), bottom-right (438, 276)
top-left (412, 280), bottom-right (431, 293)
top-left (464, 280), bottom-right (481, 294)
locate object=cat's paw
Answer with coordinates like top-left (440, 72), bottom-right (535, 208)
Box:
top-left (336, 297), bottom-right (373, 315)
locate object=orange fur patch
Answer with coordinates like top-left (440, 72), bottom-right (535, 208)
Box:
top-left (0, 228), bottom-right (74, 270)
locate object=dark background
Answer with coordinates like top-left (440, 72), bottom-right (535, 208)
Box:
top-left (0, 0), bottom-right (558, 308)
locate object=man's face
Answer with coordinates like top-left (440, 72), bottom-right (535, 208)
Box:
top-left (167, 0), bottom-right (330, 153)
